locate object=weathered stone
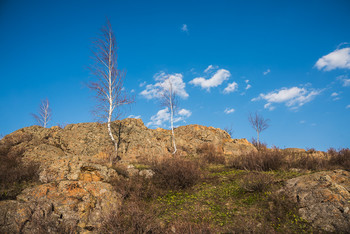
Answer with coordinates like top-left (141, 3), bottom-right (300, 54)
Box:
top-left (15, 180), bottom-right (121, 232)
top-left (0, 200), bottom-right (31, 233)
top-left (5, 118), bottom-right (256, 163)
top-left (139, 169), bottom-right (155, 179)
top-left (283, 170), bottom-right (350, 232)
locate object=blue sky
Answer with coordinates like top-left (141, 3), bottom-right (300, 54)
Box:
top-left (1, 0), bottom-right (349, 151)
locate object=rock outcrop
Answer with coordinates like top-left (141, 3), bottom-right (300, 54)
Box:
top-left (0, 118), bottom-right (256, 232)
top-left (5, 118), bottom-right (256, 163)
top-left (283, 170), bottom-right (350, 232)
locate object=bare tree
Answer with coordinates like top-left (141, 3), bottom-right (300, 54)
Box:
top-left (248, 112), bottom-right (269, 146)
top-left (32, 98), bottom-right (52, 128)
top-left (88, 19), bottom-right (134, 164)
top-left (159, 77), bottom-right (178, 154)
top-left (224, 124), bottom-right (234, 138)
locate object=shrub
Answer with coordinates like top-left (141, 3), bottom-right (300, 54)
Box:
top-left (229, 149), bottom-right (285, 171)
top-left (197, 143), bottom-right (225, 164)
top-left (289, 154), bottom-right (327, 171)
top-left (329, 148), bottom-right (350, 170)
top-left (239, 172), bottom-right (274, 193)
top-left (111, 175), bottom-right (158, 200)
top-left (165, 221), bottom-right (213, 234)
top-left (100, 200), bottom-right (160, 233)
top-left (151, 157), bottom-right (202, 190)
top-left (265, 191), bottom-right (312, 232)
top-left (251, 138), bottom-right (267, 151)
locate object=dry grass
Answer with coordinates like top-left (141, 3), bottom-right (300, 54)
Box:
top-left (329, 148), bottom-right (350, 170)
top-left (228, 148), bottom-right (285, 171)
top-left (100, 200), bottom-right (161, 234)
top-left (251, 138), bottom-right (268, 151)
top-left (197, 143), bottom-right (226, 165)
top-left (111, 175), bottom-right (158, 200)
top-left (151, 157), bottom-right (202, 190)
top-left (239, 172), bottom-right (274, 193)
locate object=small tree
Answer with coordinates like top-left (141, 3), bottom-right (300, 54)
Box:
top-left (88, 19), bottom-right (133, 164)
top-left (159, 76), bottom-right (178, 154)
top-left (32, 98), bottom-right (52, 128)
top-left (248, 112), bottom-right (269, 147)
top-left (224, 124), bottom-right (234, 138)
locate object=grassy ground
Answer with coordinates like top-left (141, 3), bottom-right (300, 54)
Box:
top-left (106, 158), bottom-right (315, 233)
top-left (102, 146), bottom-right (350, 233)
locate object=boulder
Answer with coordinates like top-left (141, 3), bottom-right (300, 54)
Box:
top-left (283, 170), bottom-right (350, 232)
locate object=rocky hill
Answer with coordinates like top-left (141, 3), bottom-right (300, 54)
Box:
top-left (1, 118), bottom-right (350, 233)
top-left (0, 118), bottom-right (256, 233)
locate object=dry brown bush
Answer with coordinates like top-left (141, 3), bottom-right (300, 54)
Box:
top-left (111, 175), bottom-right (159, 200)
top-left (265, 191), bottom-right (312, 231)
top-left (197, 143), bottom-right (226, 164)
top-left (239, 172), bottom-right (274, 193)
top-left (329, 148), bottom-right (350, 170)
top-left (229, 149), bottom-right (285, 171)
top-left (251, 138), bottom-right (268, 151)
top-left (288, 154), bottom-right (328, 171)
top-left (151, 157), bottom-right (202, 190)
top-left (99, 200), bottom-right (160, 234)
top-left (165, 221), bottom-right (212, 234)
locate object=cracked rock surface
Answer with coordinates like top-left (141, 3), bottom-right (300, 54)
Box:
top-left (284, 170), bottom-right (350, 232)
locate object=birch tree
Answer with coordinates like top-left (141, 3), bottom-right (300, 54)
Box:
top-left (32, 98), bottom-right (52, 128)
top-left (248, 112), bottom-right (269, 147)
top-left (88, 19), bottom-right (133, 164)
top-left (160, 77), bottom-right (178, 154)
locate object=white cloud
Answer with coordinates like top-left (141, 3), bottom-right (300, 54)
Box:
top-left (190, 69), bottom-right (231, 91)
top-left (147, 107), bottom-right (191, 128)
top-left (224, 108), bottom-right (235, 114)
top-left (131, 89), bottom-right (135, 93)
top-left (147, 108), bottom-right (170, 127)
top-left (128, 115), bottom-right (141, 119)
top-left (252, 86), bottom-right (322, 110)
top-left (223, 82), bottom-right (238, 94)
top-left (263, 69), bottom-right (271, 75)
top-left (181, 24), bottom-right (188, 32)
top-left (264, 103), bottom-right (275, 111)
top-left (178, 108), bottom-right (192, 118)
top-left (204, 65), bottom-right (213, 73)
top-left (139, 81), bottom-right (147, 87)
top-left (174, 108), bottom-right (192, 123)
top-left (299, 120), bottom-right (306, 124)
top-left (204, 65), bottom-right (218, 73)
top-left (243, 80), bottom-right (251, 90)
top-left (331, 92), bottom-right (341, 101)
top-left (337, 75), bottom-right (350, 87)
top-left (346, 105), bottom-right (350, 109)
top-left (315, 47), bottom-right (350, 71)
top-left (331, 92), bottom-right (339, 97)
top-left (140, 72), bottom-right (189, 99)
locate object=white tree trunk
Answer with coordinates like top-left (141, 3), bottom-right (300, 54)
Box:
top-left (170, 103), bottom-right (177, 154)
top-left (107, 30), bottom-right (118, 164)
top-left (169, 85), bottom-right (177, 154)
